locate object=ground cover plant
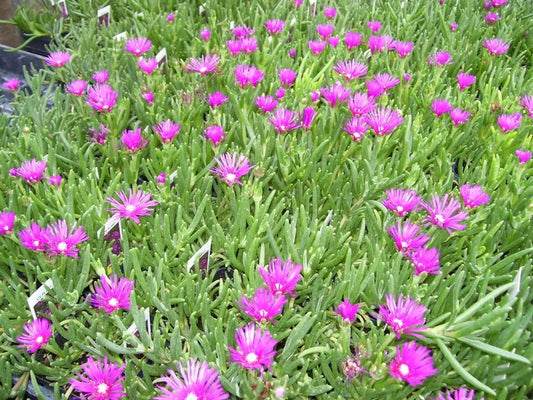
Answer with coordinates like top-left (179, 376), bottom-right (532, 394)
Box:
top-left (1, 0), bottom-right (532, 398)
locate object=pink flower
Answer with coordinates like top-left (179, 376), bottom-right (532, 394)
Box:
top-left (48, 175), bottom-right (62, 187)
top-left (450, 108), bottom-right (470, 126)
top-left (308, 40), bottom-right (327, 55)
top-left (348, 92), bottom-right (376, 117)
top-left (155, 359), bottom-right (229, 400)
top-left (19, 222), bottom-right (49, 251)
top-left (186, 54), bottom-right (220, 75)
top-left (230, 25), bottom-right (254, 38)
top-left (200, 29), bottom-right (211, 41)
top-left (229, 323), bottom-right (277, 372)
top-left (382, 188), bottom-right (421, 217)
top-left (393, 41), bottom-right (414, 58)
top-left (367, 21), bottom-right (382, 33)
top-left (86, 84), bottom-right (118, 113)
top-left (0, 211), bottom-right (15, 235)
top-left (457, 73), bottom-right (476, 91)
top-left (226, 40), bottom-right (243, 57)
top-left (43, 220), bottom-right (88, 258)
top-left (3, 78), bottom-right (21, 91)
top-left (121, 128), bottom-right (148, 153)
top-left (265, 19), bottom-right (285, 35)
top-left (310, 91), bottom-right (321, 103)
top-left (333, 60), bottom-right (367, 81)
top-left (368, 35), bottom-right (391, 54)
top-left (275, 88), bottom-right (285, 99)
top-left (387, 221), bottom-right (430, 254)
top-left (238, 287), bottom-right (287, 323)
top-left (259, 258), bottom-right (302, 297)
top-left (373, 73), bottom-right (400, 90)
top-left (483, 38), bottom-right (509, 55)
top-left (497, 113), bottom-right (521, 133)
top-left (520, 95), bottom-right (533, 118)
top-left (450, 22), bottom-right (458, 31)
top-left (328, 36), bottom-right (340, 47)
top-left (208, 91), bottom-right (228, 107)
top-left (125, 37), bottom-right (152, 56)
top-left (408, 246), bottom-right (441, 275)
top-left (142, 91), bottom-right (154, 104)
top-left (316, 24), bottom-right (334, 40)
top-left (366, 80), bottom-right (385, 98)
top-left (278, 68), bottom-right (297, 88)
top-left (301, 107), bottom-right (317, 131)
top-left (70, 356), bottom-right (126, 400)
top-left (428, 51), bottom-right (453, 66)
top-left (92, 70), bottom-right (109, 83)
top-left (66, 79), bottom-right (87, 96)
top-left (204, 125), bottom-right (225, 146)
top-left (422, 194), bottom-right (468, 233)
top-left (491, 0), bottom-right (509, 6)
top-left (106, 189), bottom-right (158, 224)
top-left (378, 294), bottom-right (427, 338)
top-left (91, 274), bottom-right (134, 314)
top-left (166, 13), bottom-right (175, 22)
top-left (335, 299), bottom-right (360, 323)
top-left (269, 108), bottom-right (301, 134)
top-left (45, 51), bottom-right (71, 67)
top-left (288, 48), bottom-right (297, 58)
top-left (157, 173), bottom-right (167, 184)
top-left (403, 73), bottom-right (412, 82)
top-left (88, 124), bottom-right (110, 145)
top-left (324, 7), bottom-right (337, 19)
top-left (365, 107), bottom-right (404, 136)
top-left (342, 117), bottom-right (368, 141)
top-left (320, 81), bottom-right (350, 108)
top-left (234, 64), bottom-right (264, 89)
top-left (138, 57), bottom-right (158, 74)
top-left (516, 149), bottom-right (531, 163)
top-left (389, 341), bottom-right (437, 386)
top-left (460, 185), bottom-right (490, 208)
top-left (485, 13), bottom-right (500, 25)
top-left (11, 159), bottom-right (47, 183)
top-left (153, 120), bottom-right (181, 144)
top-left (255, 94), bottom-right (278, 113)
top-left (431, 99), bottom-right (453, 117)
top-left (433, 388), bottom-right (481, 400)
top-left (17, 318), bottom-right (52, 354)
top-left (210, 152), bottom-right (254, 186)
top-left (345, 32), bottom-right (362, 50)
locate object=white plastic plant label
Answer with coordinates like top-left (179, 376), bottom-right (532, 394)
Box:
top-left (97, 214), bottom-right (120, 238)
top-left (28, 278), bottom-right (53, 320)
top-left (113, 32), bottom-right (127, 42)
top-left (56, 0), bottom-right (68, 18)
top-left (187, 238), bottom-right (212, 272)
top-left (97, 6), bottom-right (111, 27)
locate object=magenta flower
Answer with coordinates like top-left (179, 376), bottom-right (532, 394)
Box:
top-left (460, 185), bottom-right (490, 209)
top-left (11, 159), bottom-right (47, 183)
top-left (255, 94), bottom-right (278, 113)
top-left (207, 91), bottom-right (228, 108)
top-left (345, 32), bottom-right (362, 50)
top-left (483, 38), bottom-right (509, 55)
top-left (226, 40), bottom-right (242, 57)
top-left (333, 60), bottom-right (367, 81)
top-left (231, 25), bottom-right (254, 38)
top-left (234, 64), bottom-right (264, 89)
top-left (121, 128), bottom-right (148, 153)
top-left (204, 125), bottom-right (225, 146)
top-left (316, 24), bottom-right (334, 40)
top-left (238, 287), bottom-right (287, 323)
top-left (485, 13), bottom-right (500, 25)
top-left (17, 318), bottom-right (52, 354)
top-left (70, 356), bottom-right (126, 400)
top-left (422, 194), bottom-right (468, 233)
top-left (403, 73), bottom-right (412, 82)
top-left (157, 173), bottom-right (167, 184)
top-left (433, 388), bottom-right (481, 400)
top-left (269, 108), bottom-right (301, 134)
top-left (91, 274), bottom-right (134, 314)
top-left (45, 51), bottom-right (72, 67)
top-left (348, 92), bottom-right (376, 117)
top-left (89, 124), bottom-right (110, 145)
top-left (430, 99), bottom-right (453, 117)
top-left (186, 54), bottom-right (220, 75)
top-left (520, 95), bottom-right (533, 118)
top-left (308, 40), bottom-right (327, 55)
top-left (516, 149), bottom-right (532, 163)
top-left (491, 0), bottom-right (508, 6)
top-left (86, 84), bottom-right (118, 113)
top-left (387, 221), bottom-right (430, 254)
top-left (335, 299), bottom-right (360, 324)
top-left (19, 222), bottom-right (49, 251)
top-left (278, 68), bottom-right (297, 88)
top-left (241, 37), bottom-right (258, 54)
top-left (408, 246), bottom-right (441, 275)
top-left (368, 35), bottom-right (391, 54)
top-left (367, 21), bottom-right (382, 33)
top-left (450, 22), bottom-right (458, 31)
top-left (450, 108), bottom-right (470, 126)
top-left (288, 48), bottom-right (297, 58)
top-left (48, 175), bottom-right (62, 187)
top-left (320, 81), bottom-right (350, 108)
top-left (389, 341), bottom-right (437, 386)
top-left (229, 323), bottom-right (277, 372)
top-left (342, 117), bottom-right (368, 142)
top-left (200, 29), bottom-right (211, 40)
top-left (106, 189), bottom-right (158, 224)
top-left (124, 37), bottom-right (152, 56)
top-left (378, 294), bottom-right (427, 338)
top-left (138, 57), bottom-right (158, 74)
top-left (0, 211), bottom-right (15, 235)
top-left (92, 70), bottom-right (109, 83)
top-left (497, 113), bottom-right (521, 133)
top-left (373, 73), bottom-right (400, 91)
top-left (366, 80), bottom-right (385, 98)
top-left (210, 152), bottom-right (254, 186)
top-left (382, 188), bottom-right (421, 217)
top-left (275, 88), bottom-right (285, 99)
top-left (155, 359), bottom-right (229, 400)
top-left (258, 258), bottom-right (302, 297)
top-left (3, 78), bottom-right (21, 91)
top-left (365, 107), bottom-right (404, 136)
top-left (310, 91), bottom-right (320, 103)
top-left (328, 36), bottom-right (340, 47)
top-left (167, 13), bottom-right (175, 23)
top-left (265, 19), bottom-right (285, 35)
top-left (393, 41), bottom-right (414, 58)
top-left (153, 120), bottom-right (181, 144)
top-left (43, 220), bottom-right (88, 258)
top-left (457, 73), bottom-right (476, 91)
top-left (301, 107), bottom-right (317, 131)
top-left (142, 91), bottom-right (154, 104)
top-left (428, 51), bottom-right (453, 66)
top-left (324, 7), bottom-right (337, 18)
top-left (66, 79), bottom-right (88, 96)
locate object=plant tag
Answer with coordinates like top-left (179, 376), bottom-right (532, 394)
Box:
top-left (56, 0), bottom-right (68, 18)
top-left (114, 32), bottom-right (127, 42)
top-left (187, 238), bottom-right (211, 272)
top-left (169, 170), bottom-right (178, 182)
top-left (28, 278), bottom-right (53, 319)
top-left (97, 6), bottom-right (111, 27)
top-left (97, 214), bottom-right (120, 238)
top-left (126, 307), bottom-right (151, 335)
top-left (309, 0), bottom-right (317, 16)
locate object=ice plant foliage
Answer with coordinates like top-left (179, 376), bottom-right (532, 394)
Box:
top-left (70, 356), bottom-right (126, 400)
top-left (387, 221), bottom-right (430, 254)
top-left (91, 274), bottom-right (135, 314)
top-left (210, 152), bottom-right (254, 186)
top-left (259, 258), bottom-right (302, 297)
top-left (335, 299), bottom-right (360, 323)
top-left (106, 189), bottom-right (158, 224)
top-left (11, 159), bottom-right (47, 183)
top-left (229, 323), bottom-right (277, 372)
top-left (389, 341), bottom-right (437, 386)
top-left (43, 220), bottom-right (88, 258)
top-left (17, 318), bottom-right (52, 354)
top-left (422, 194), bottom-right (468, 233)
top-left (383, 189), bottom-right (421, 217)
top-left (238, 287), bottom-right (287, 323)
